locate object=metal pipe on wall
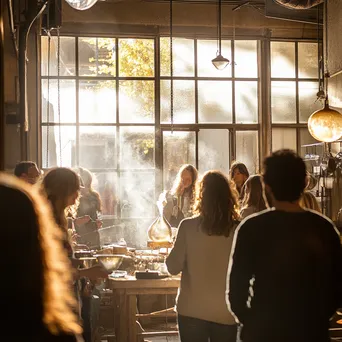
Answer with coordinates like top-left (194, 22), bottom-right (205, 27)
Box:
top-left (0, 0), bottom-right (5, 170)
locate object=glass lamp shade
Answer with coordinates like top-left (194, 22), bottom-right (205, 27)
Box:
top-left (308, 102), bottom-right (342, 143)
top-left (212, 54), bottom-right (230, 70)
top-left (64, 0), bottom-right (98, 10)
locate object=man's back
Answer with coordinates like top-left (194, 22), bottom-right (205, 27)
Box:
top-left (227, 209), bottom-right (342, 342)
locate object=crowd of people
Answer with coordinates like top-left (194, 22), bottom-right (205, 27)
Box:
top-left (2, 149), bottom-right (341, 342)
top-left (166, 149), bottom-right (342, 342)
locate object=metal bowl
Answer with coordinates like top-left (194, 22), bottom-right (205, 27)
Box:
top-left (95, 254), bottom-right (125, 272)
top-left (79, 257), bottom-right (98, 269)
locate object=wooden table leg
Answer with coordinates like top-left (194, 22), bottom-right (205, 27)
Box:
top-left (114, 289), bottom-right (128, 342)
top-left (128, 294), bottom-right (137, 342)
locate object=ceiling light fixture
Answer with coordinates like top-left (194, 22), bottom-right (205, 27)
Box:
top-left (212, 0), bottom-right (229, 70)
top-left (308, 1), bottom-right (342, 143)
top-left (64, 0), bottom-right (98, 11)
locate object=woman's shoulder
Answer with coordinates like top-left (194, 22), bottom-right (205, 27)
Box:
top-left (179, 215), bottom-right (202, 229)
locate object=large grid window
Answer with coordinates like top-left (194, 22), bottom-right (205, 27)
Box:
top-left (41, 36), bottom-right (259, 219)
top-left (270, 41), bottom-right (320, 157)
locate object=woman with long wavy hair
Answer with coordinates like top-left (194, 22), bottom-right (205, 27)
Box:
top-left (166, 170), bottom-right (239, 342)
top-left (41, 168), bottom-right (108, 342)
top-left (240, 175), bottom-right (268, 219)
top-left (0, 173), bottom-right (82, 341)
top-left (161, 164), bottom-right (198, 227)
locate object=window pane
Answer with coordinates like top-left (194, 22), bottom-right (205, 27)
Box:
top-left (298, 43), bottom-right (318, 79)
top-left (197, 40), bottom-right (232, 77)
top-left (234, 40), bottom-right (258, 78)
top-left (42, 126), bottom-right (76, 168)
top-left (120, 127), bottom-right (155, 169)
top-left (79, 37), bottom-right (116, 77)
top-left (160, 38), bottom-right (195, 77)
top-left (299, 128), bottom-right (321, 159)
top-left (79, 80), bottom-right (116, 123)
top-left (236, 131), bottom-right (259, 174)
top-left (199, 129), bottom-right (229, 174)
top-left (93, 172), bottom-right (118, 217)
top-left (198, 81), bottom-right (232, 123)
top-left (163, 131), bottom-right (196, 189)
top-left (120, 171), bottom-right (155, 218)
top-left (272, 128), bottom-right (297, 151)
top-left (271, 42), bottom-right (295, 78)
top-left (41, 36), bottom-right (75, 76)
top-left (235, 81), bottom-right (258, 123)
top-left (119, 39), bottom-right (154, 77)
top-left (299, 82), bottom-right (321, 123)
top-left (119, 81), bottom-right (154, 123)
top-left (79, 126), bottom-right (116, 169)
top-left (271, 81), bottom-right (296, 123)
top-left (42, 80), bottom-right (76, 123)
top-left (161, 80), bottom-right (195, 123)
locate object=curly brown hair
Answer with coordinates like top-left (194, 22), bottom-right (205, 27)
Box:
top-left (194, 170), bottom-right (240, 237)
top-left (0, 173), bottom-right (81, 335)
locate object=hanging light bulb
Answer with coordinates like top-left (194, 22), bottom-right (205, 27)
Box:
top-left (64, 0), bottom-right (98, 11)
top-left (212, 54), bottom-right (230, 70)
top-left (308, 98), bottom-right (342, 143)
top-left (212, 0), bottom-right (229, 70)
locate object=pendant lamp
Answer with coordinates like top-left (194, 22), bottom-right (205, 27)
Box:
top-left (64, 0), bottom-right (98, 11)
top-left (307, 1), bottom-right (342, 143)
top-left (212, 0), bottom-right (229, 70)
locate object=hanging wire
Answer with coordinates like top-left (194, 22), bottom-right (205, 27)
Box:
top-left (324, 0), bottom-right (329, 92)
top-left (218, 0), bottom-right (222, 55)
top-left (57, 28), bottom-right (62, 166)
top-left (216, 0), bottom-right (219, 55)
top-left (170, 0), bottom-right (174, 133)
top-left (317, 4), bottom-right (323, 93)
top-left (46, 31), bottom-right (51, 168)
top-left (232, 8), bottom-right (237, 66)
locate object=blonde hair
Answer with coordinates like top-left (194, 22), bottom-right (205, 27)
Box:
top-left (0, 173), bottom-right (81, 335)
top-left (170, 164), bottom-right (198, 200)
top-left (300, 191), bottom-right (321, 212)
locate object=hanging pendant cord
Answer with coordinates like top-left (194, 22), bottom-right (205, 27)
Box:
top-left (218, 0), bottom-right (222, 55)
top-left (170, 0), bottom-right (174, 133)
top-left (317, 5), bottom-right (323, 93)
top-left (216, 0), bottom-right (219, 55)
top-left (57, 28), bottom-right (62, 166)
top-left (46, 31), bottom-right (51, 168)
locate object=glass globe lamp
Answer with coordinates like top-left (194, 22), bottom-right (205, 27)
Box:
top-left (65, 0), bottom-right (98, 10)
top-left (212, 55), bottom-right (230, 70)
top-left (308, 99), bottom-right (342, 143)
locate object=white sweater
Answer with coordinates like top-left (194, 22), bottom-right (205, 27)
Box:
top-left (166, 216), bottom-right (236, 325)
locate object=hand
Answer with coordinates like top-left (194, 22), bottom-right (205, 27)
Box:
top-left (96, 219), bottom-right (103, 229)
top-left (80, 265), bottom-right (109, 281)
top-left (75, 215), bottom-right (91, 226)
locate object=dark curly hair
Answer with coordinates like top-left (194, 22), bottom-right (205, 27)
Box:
top-left (194, 170), bottom-right (239, 237)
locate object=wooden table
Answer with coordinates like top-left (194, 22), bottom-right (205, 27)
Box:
top-left (108, 276), bottom-right (180, 342)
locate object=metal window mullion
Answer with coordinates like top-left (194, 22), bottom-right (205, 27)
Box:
top-left (295, 42), bottom-right (301, 153)
top-left (154, 36), bottom-right (162, 212)
top-left (232, 39), bottom-right (236, 126)
top-left (75, 37), bottom-right (80, 167)
top-left (231, 39), bottom-right (236, 162)
top-left (116, 37), bottom-right (121, 218)
top-left (194, 39), bottom-right (199, 169)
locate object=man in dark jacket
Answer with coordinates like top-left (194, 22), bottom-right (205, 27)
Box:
top-left (227, 149), bottom-right (342, 342)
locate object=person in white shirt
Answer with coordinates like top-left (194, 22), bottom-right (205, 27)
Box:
top-left (166, 170), bottom-right (239, 342)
